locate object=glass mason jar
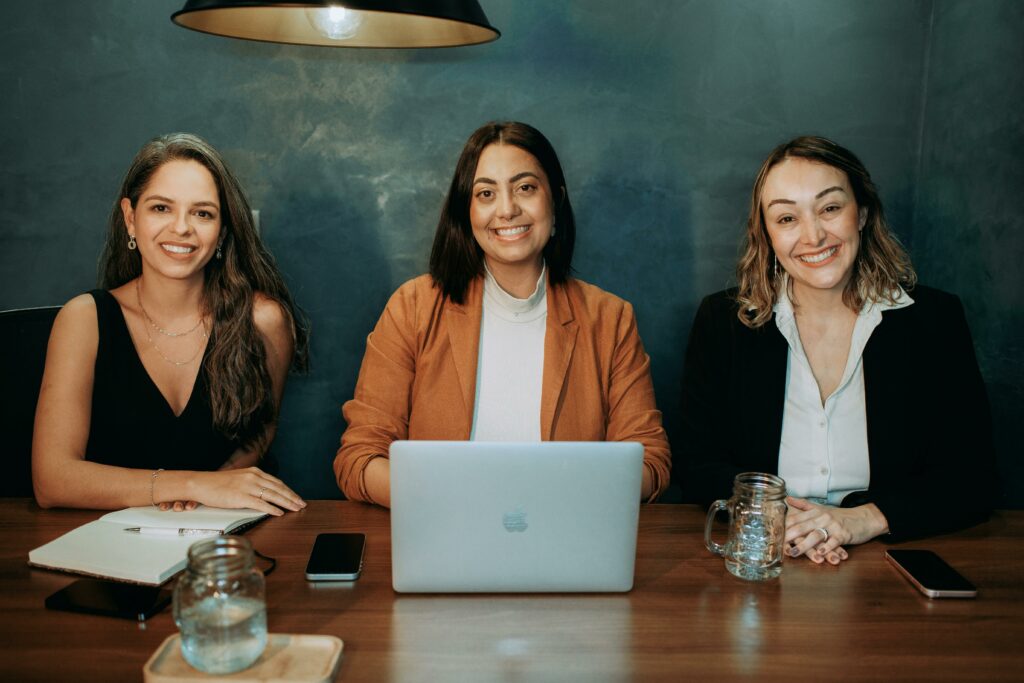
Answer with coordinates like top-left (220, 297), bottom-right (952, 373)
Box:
top-left (172, 536), bottom-right (268, 674)
top-left (704, 472), bottom-right (788, 581)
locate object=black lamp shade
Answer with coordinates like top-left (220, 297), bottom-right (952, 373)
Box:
top-left (171, 0), bottom-right (500, 48)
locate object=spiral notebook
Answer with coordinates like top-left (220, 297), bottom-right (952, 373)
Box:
top-left (28, 506), bottom-right (267, 586)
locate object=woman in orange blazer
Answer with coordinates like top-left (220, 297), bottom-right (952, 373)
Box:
top-left (334, 122), bottom-right (670, 507)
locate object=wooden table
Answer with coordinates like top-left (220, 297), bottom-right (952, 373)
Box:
top-left (1, 500), bottom-right (1021, 682)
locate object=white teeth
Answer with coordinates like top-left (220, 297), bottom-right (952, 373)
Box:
top-left (798, 247), bottom-right (837, 264)
top-left (495, 226), bottom-right (529, 237)
top-left (161, 244), bottom-right (196, 254)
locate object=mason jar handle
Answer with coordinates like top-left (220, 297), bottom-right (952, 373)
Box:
top-left (704, 499), bottom-right (730, 557)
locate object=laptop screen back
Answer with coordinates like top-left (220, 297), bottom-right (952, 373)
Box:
top-left (389, 440), bottom-right (643, 593)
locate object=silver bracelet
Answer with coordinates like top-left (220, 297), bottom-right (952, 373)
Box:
top-left (150, 468), bottom-right (165, 507)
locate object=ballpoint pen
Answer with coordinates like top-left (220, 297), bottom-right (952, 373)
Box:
top-left (123, 527), bottom-right (224, 537)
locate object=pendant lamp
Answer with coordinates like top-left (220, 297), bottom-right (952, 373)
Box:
top-left (171, 1), bottom-right (500, 48)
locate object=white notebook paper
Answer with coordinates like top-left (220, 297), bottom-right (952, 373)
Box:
top-left (28, 506), bottom-right (267, 586)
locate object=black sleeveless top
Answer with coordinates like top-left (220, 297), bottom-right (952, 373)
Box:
top-left (85, 290), bottom-right (237, 470)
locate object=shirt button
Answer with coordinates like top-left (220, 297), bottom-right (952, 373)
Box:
top-left (820, 466), bottom-right (829, 475)
top-left (818, 420), bottom-right (826, 428)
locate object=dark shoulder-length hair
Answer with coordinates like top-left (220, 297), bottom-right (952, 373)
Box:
top-left (429, 121), bottom-right (576, 304)
top-left (98, 132), bottom-right (309, 448)
top-left (736, 135), bottom-right (917, 328)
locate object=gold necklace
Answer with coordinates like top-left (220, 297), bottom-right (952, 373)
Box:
top-left (136, 280), bottom-right (205, 338)
top-left (135, 281), bottom-right (208, 366)
top-left (143, 321), bottom-right (207, 367)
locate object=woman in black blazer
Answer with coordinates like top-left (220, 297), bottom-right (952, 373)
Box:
top-left (679, 136), bottom-right (995, 565)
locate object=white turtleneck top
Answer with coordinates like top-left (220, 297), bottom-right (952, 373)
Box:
top-left (470, 265), bottom-right (548, 442)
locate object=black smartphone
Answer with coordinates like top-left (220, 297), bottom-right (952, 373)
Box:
top-left (305, 532), bottom-right (366, 581)
top-left (45, 579), bottom-right (171, 621)
top-left (885, 549), bottom-right (978, 599)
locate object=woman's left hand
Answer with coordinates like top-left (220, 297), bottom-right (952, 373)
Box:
top-left (785, 496), bottom-right (889, 565)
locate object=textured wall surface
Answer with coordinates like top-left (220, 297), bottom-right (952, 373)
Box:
top-left (1, 1), bottom-right (1020, 503)
top-left (913, 1), bottom-right (1024, 505)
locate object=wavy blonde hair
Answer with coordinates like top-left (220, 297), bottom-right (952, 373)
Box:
top-left (736, 135), bottom-right (917, 328)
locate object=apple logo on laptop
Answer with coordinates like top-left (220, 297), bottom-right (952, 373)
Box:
top-left (502, 506), bottom-right (528, 532)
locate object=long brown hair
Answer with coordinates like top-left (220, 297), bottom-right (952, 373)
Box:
top-left (736, 135), bottom-right (917, 328)
top-left (99, 133), bottom-right (309, 447)
top-left (429, 121), bottom-right (576, 304)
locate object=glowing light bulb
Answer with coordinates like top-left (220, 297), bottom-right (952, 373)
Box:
top-left (305, 5), bottom-right (364, 41)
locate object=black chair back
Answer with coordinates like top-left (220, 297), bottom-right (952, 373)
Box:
top-left (0, 306), bottom-right (61, 496)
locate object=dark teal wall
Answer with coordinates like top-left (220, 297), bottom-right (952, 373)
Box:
top-left (2, 1), bottom-right (1020, 503)
top-left (914, 1), bottom-right (1024, 505)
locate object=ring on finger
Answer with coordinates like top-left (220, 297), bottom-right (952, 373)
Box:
top-left (816, 527), bottom-right (829, 544)
top-left (257, 486), bottom-right (267, 501)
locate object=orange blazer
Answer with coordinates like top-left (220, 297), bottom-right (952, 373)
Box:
top-left (334, 274), bottom-right (671, 503)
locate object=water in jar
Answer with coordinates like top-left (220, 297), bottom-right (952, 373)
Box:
top-left (178, 595), bottom-right (267, 674)
top-left (725, 511), bottom-right (783, 581)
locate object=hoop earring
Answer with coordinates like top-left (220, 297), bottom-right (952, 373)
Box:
top-left (128, 235), bottom-right (137, 251)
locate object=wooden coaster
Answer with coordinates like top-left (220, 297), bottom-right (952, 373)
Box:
top-left (144, 633), bottom-right (343, 682)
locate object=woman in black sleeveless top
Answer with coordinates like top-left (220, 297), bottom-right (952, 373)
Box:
top-left (32, 133), bottom-right (309, 515)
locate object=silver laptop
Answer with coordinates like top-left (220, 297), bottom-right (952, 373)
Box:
top-left (389, 440), bottom-right (643, 593)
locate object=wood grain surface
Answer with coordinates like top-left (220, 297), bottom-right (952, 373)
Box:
top-left (1, 499), bottom-right (1020, 682)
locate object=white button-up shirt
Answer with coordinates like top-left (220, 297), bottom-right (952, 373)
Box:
top-left (775, 282), bottom-right (913, 505)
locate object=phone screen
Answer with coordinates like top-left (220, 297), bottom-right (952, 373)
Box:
top-left (45, 579), bottom-right (171, 621)
top-left (885, 549), bottom-right (977, 598)
top-left (305, 533), bottom-right (366, 581)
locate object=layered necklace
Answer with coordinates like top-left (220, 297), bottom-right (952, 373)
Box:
top-left (135, 280), bottom-right (208, 367)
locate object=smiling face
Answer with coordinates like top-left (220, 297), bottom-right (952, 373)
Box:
top-left (469, 143), bottom-right (554, 282)
top-left (761, 157), bottom-right (867, 301)
top-left (120, 159), bottom-right (223, 283)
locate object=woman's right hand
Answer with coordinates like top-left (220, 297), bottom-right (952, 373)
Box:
top-left (182, 467), bottom-right (306, 516)
top-left (158, 500), bottom-right (199, 512)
